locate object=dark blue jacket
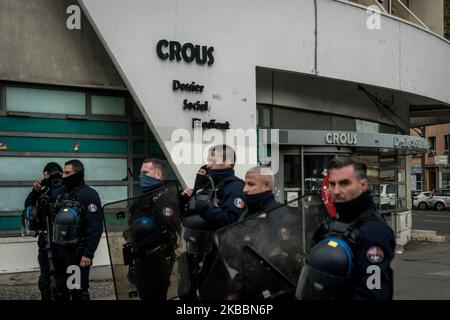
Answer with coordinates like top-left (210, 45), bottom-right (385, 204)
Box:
top-left (349, 218), bottom-right (395, 300)
top-left (199, 169), bottom-right (247, 230)
top-left (313, 192), bottom-right (395, 300)
top-left (63, 184), bottom-right (103, 259)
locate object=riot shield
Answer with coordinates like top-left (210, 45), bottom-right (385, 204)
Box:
top-left (102, 183), bottom-right (182, 300)
top-left (199, 193), bottom-right (328, 300)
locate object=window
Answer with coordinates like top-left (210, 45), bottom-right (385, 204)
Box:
top-left (443, 174), bottom-right (450, 189)
top-left (0, 157), bottom-right (128, 181)
top-left (6, 86), bottom-right (86, 115)
top-left (356, 120), bottom-right (379, 133)
top-left (428, 137), bottom-right (436, 151)
top-left (271, 107), bottom-right (332, 130)
top-left (445, 135), bottom-right (450, 151)
top-left (91, 95), bottom-right (126, 116)
top-left (0, 187), bottom-right (30, 211)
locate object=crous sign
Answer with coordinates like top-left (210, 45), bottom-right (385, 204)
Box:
top-left (156, 40), bottom-right (214, 65)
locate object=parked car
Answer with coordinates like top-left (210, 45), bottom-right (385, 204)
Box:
top-left (428, 189), bottom-right (450, 211)
top-left (412, 191), bottom-right (432, 210)
top-left (380, 184), bottom-right (396, 209)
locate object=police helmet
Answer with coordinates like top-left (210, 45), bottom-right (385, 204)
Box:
top-left (182, 214), bottom-right (213, 255)
top-left (21, 206), bottom-right (40, 237)
top-left (129, 216), bottom-right (163, 246)
top-left (52, 207), bottom-right (80, 245)
top-left (296, 237), bottom-right (353, 300)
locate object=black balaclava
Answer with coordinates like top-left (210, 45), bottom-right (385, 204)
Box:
top-left (63, 170), bottom-right (85, 192)
top-left (42, 162), bottom-right (63, 188)
top-left (193, 165), bottom-right (211, 194)
top-left (246, 191), bottom-right (275, 214)
top-left (334, 191), bottom-right (375, 223)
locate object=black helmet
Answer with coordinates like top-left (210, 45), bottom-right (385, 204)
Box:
top-left (129, 216), bottom-right (162, 246)
top-left (52, 207), bottom-right (80, 245)
top-left (296, 237), bottom-right (353, 300)
top-left (182, 214), bottom-right (214, 255)
top-left (21, 206), bottom-right (40, 237)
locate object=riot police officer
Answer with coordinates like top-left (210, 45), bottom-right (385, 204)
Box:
top-left (182, 144), bottom-right (247, 299)
top-left (220, 166), bottom-right (301, 300)
top-left (52, 160), bottom-right (103, 300)
top-left (23, 162), bottom-right (64, 300)
top-left (243, 166), bottom-right (280, 215)
top-left (124, 158), bottom-right (180, 300)
top-left (296, 156), bottom-right (395, 300)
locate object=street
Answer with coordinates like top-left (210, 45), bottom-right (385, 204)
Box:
top-left (412, 209), bottom-right (450, 238)
top-left (393, 241), bottom-right (450, 300)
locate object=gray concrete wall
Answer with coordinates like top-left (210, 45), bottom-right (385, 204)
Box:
top-left (409, 0), bottom-right (444, 36)
top-left (0, 0), bottom-right (125, 89)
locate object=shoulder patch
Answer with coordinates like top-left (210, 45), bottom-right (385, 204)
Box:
top-left (88, 203), bottom-right (97, 213)
top-left (234, 197), bottom-right (245, 209)
top-left (162, 207), bottom-right (174, 217)
top-left (366, 246), bottom-right (384, 264)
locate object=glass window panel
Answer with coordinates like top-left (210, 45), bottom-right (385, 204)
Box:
top-left (272, 108), bottom-right (332, 130)
top-left (6, 87), bottom-right (86, 115)
top-left (132, 100), bottom-right (144, 119)
top-left (92, 186), bottom-right (128, 206)
top-left (0, 157), bottom-right (127, 181)
top-left (398, 184), bottom-right (406, 198)
top-left (331, 116), bottom-right (356, 131)
top-left (356, 120), bottom-right (379, 133)
top-left (262, 107), bottom-right (271, 128)
top-left (380, 184), bottom-right (396, 211)
top-left (283, 155), bottom-right (301, 189)
top-left (132, 122), bottom-right (145, 136)
top-left (370, 184), bottom-right (380, 196)
top-left (0, 186), bottom-right (128, 212)
top-left (133, 140), bottom-right (145, 154)
top-left (304, 155), bottom-right (334, 195)
top-left (0, 187), bottom-right (30, 211)
top-left (397, 156), bottom-right (406, 168)
top-left (358, 154), bottom-right (379, 184)
top-left (91, 95), bottom-right (126, 116)
top-left (380, 168), bottom-right (396, 182)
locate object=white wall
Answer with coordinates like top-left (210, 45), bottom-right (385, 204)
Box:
top-left (79, 0), bottom-right (450, 187)
top-left (0, 234), bottom-right (110, 274)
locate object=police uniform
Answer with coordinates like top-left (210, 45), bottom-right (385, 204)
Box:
top-left (24, 172), bottom-right (64, 300)
top-left (228, 191), bottom-right (302, 300)
top-left (198, 168), bottom-right (247, 229)
top-left (183, 168), bottom-right (247, 300)
top-left (52, 183), bottom-right (103, 300)
top-left (301, 191), bottom-right (395, 300)
top-left (125, 185), bottom-right (180, 300)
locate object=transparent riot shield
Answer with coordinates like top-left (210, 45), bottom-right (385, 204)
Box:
top-left (102, 183), bottom-right (182, 300)
top-left (199, 193), bottom-right (329, 300)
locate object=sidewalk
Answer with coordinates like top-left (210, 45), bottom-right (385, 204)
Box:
top-left (393, 240), bottom-right (450, 300)
top-left (0, 266), bottom-right (115, 300)
top-left (2, 241), bottom-right (450, 300)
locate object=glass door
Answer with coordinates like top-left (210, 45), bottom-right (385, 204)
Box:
top-left (303, 154), bottom-right (335, 196)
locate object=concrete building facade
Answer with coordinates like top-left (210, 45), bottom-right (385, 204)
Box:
top-left (1, 0), bottom-right (449, 273)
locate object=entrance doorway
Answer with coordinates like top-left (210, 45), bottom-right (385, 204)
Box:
top-left (275, 146), bottom-right (351, 203)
